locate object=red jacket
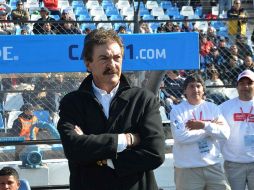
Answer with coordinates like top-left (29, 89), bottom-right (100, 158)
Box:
top-left (43, 0), bottom-right (58, 11)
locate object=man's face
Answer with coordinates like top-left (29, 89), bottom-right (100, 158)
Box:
top-left (0, 175), bottom-right (20, 190)
top-left (0, 14), bottom-right (7, 20)
top-left (237, 77), bottom-right (254, 101)
top-left (234, 0), bottom-right (241, 10)
top-left (40, 11), bottom-right (47, 18)
top-left (184, 82), bottom-right (204, 105)
top-left (17, 4), bottom-right (23, 9)
top-left (86, 41), bottom-right (123, 92)
top-left (230, 45), bottom-right (238, 55)
top-left (244, 56), bottom-right (253, 67)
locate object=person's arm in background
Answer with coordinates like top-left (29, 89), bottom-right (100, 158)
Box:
top-left (9, 118), bottom-right (22, 136)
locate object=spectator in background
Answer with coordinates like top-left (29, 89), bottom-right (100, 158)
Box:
top-left (10, 103), bottom-right (39, 160)
top-left (230, 44), bottom-right (244, 64)
top-left (205, 67), bottom-right (228, 104)
top-left (221, 54), bottom-right (242, 85)
top-left (207, 22), bottom-right (217, 44)
top-left (227, 0), bottom-right (247, 38)
top-left (83, 27), bottom-right (91, 34)
top-left (0, 167), bottom-right (20, 190)
top-left (170, 74), bottom-right (231, 190)
top-left (200, 35), bottom-right (214, 57)
top-left (163, 70), bottom-right (185, 106)
top-left (41, 22), bottom-right (55, 34)
top-left (43, 0), bottom-right (60, 18)
top-left (218, 36), bottom-right (231, 61)
top-left (235, 34), bottom-right (253, 60)
top-left (20, 28), bottom-right (28, 35)
top-left (56, 8), bottom-right (78, 34)
top-left (0, 4), bottom-right (15, 35)
top-left (172, 23), bottom-right (181, 32)
top-left (139, 22), bottom-right (152, 33)
top-left (220, 70), bottom-right (254, 190)
top-left (181, 18), bottom-right (192, 32)
top-left (11, 1), bottom-right (29, 27)
top-left (205, 46), bottom-right (226, 70)
top-left (117, 25), bottom-right (127, 34)
top-left (240, 55), bottom-right (254, 71)
top-left (58, 22), bottom-right (81, 34)
top-left (163, 21), bottom-right (174, 32)
top-left (33, 7), bottom-right (55, 34)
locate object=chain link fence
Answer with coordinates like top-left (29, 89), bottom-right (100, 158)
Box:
top-left (0, 11), bottom-right (254, 162)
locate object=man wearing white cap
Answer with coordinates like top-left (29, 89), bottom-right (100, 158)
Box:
top-left (220, 69), bottom-right (254, 190)
top-left (0, 3), bottom-right (15, 35)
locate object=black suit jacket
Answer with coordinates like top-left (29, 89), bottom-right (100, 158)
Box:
top-left (57, 74), bottom-right (165, 190)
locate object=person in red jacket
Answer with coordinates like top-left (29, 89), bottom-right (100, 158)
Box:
top-left (43, 0), bottom-right (60, 17)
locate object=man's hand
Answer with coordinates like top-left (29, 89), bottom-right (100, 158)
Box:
top-left (186, 120), bottom-right (205, 130)
top-left (74, 125), bottom-right (83, 135)
top-left (211, 118), bottom-right (224, 125)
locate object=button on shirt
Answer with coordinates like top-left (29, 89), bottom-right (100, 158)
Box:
top-left (92, 81), bottom-right (127, 168)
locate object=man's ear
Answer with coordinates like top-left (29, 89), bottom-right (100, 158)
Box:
top-left (85, 61), bottom-right (91, 72)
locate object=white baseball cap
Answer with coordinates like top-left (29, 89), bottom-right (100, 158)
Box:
top-left (237, 69), bottom-right (254, 82)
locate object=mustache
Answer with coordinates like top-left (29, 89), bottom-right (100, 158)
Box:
top-left (103, 68), bottom-right (118, 75)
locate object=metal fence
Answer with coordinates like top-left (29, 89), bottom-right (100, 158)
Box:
top-left (0, 15), bottom-right (254, 161)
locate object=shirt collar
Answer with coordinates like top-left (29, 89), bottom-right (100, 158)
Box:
top-left (92, 81), bottom-right (119, 96)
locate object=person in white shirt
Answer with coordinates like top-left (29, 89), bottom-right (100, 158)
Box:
top-left (170, 74), bottom-right (231, 190)
top-left (220, 69), bottom-right (254, 190)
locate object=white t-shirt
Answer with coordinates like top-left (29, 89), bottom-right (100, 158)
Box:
top-left (170, 100), bottom-right (230, 168)
top-left (220, 97), bottom-right (254, 163)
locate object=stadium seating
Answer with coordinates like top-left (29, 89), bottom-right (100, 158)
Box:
top-left (77, 14), bottom-right (91, 21)
top-left (145, 0), bottom-right (159, 10)
top-left (180, 6), bottom-right (194, 17)
top-left (110, 14), bottom-right (123, 21)
top-left (121, 7), bottom-right (134, 17)
top-left (33, 110), bottom-right (51, 123)
top-left (50, 14), bottom-right (60, 20)
top-left (86, 0), bottom-right (99, 9)
top-left (80, 23), bottom-right (97, 30)
top-left (97, 23), bottom-right (113, 29)
top-left (151, 7), bottom-right (165, 17)
top-left (115, 0), bottom-right (130, 10)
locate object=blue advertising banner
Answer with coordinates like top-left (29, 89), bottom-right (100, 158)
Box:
top-left (0, 33), bottom-right (199, 73)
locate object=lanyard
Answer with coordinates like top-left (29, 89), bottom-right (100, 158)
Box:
top-left (192, 111), bottom-right (202, 120)
top-left (240, 106), bottom-right (253, 122)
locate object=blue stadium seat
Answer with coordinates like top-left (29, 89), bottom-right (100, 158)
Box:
top-left (33, 110), bottom-right (51, 123)
top-left (138, 7), bottom-right (150, 16)
top-left (50, 15), bottom-right (60, 20)
top-left (80, 23), bottom-right (97, 31)
top-left (165, 6), bottom-right (180, 17)
top-left (105, 7), bottom-right (119, 17)
top-left (149, 22), bottom-right (161, 32)
top-left (134, 1), bottom-right (145, 9)
top-left (211, 21), bottom-right (226, 30)
top-left (194, 6), bottom-right (203, 17)
top-left (101, 1), bottom-right (114, 9)
top-left (160, 1), bottom-right (172, 10)
top-left (74, 7), bottom-right (89, 16)
top-left (71, 0), bottom-right (84, 7)
top-left (77, 14), bottom-right (91, 21)
top-left (142, 14), bottom-right (155, 20)
top-left (110, 14), bottom-right (123, 21)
